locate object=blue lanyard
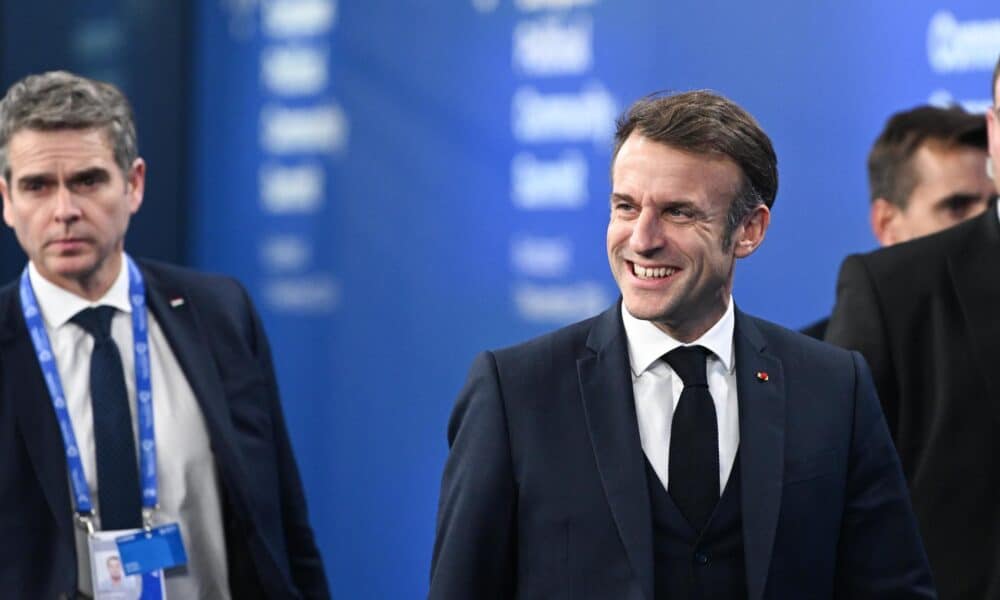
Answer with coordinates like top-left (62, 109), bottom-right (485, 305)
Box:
top-left (20, 255), bottom-right (158, 521)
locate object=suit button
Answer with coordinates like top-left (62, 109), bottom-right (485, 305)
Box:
top-left (694, 552), bottom-right (710, 565)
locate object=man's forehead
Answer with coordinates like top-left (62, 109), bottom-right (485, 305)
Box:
top-left (617, 133), bottom-right (740, 168)
top-left (7, 127), bottom-right (116, 170)
top-left (913, 141), bottom-right (986, 172)
top-left (614, 135), bottom-right (742, 190)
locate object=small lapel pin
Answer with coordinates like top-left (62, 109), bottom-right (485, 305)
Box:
top-left (756, 371), bottom-right (769, 382)
top-left (169, 297), bottom-right (185, 308)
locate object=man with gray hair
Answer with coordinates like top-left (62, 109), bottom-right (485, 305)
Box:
top-left (0, 71), bottom-right (329, 598)
top-left (826, 56), bottom-right (1000, 598)
top-left (431, 90), bottom-right (933, 599)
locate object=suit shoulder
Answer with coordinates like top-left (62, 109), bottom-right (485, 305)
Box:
top-left (137, 258), bottom-right (250, 305)
top-left (490, 314), bottom-right (598, 364)
top-left (749, 315), bottom-right (858, 371)
top-left (137, 257), bottom-right (243, 289)
top-left (847, 212), bottom-right (972, 280)
top-left (0, 278), bottom-right (20, 330)
top-left (0, 277), bottom-right (18, 301)
top-left (799, 316), bottom-right (829, 340)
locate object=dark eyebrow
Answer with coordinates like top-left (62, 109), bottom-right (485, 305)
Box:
top-left (662, 199), bottom-right (698, 209)
top-left (16, 173), bottom-right (56, 190)
top-left (67, 167), bottom-right (111, 185)
top-left (933, 193), bottom-right (982, 211)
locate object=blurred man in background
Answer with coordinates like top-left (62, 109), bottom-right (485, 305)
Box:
top-left (0, 71), bottom-right (329, 599)
top-left (431, 90), bottom-right (933, 599)
top-left (825, 56), bottom-right (1000, 599)
top-left (802, 104), bottom-right (995, 339)
top-left (868, 105), bottom-right (994, 246)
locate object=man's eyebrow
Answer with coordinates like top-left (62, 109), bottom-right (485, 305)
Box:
top-left (610, 192), bottom-right (634, 203)
top-left (15, 173), bottom-right (55, 189)
top-left (66, 167), bottom-right (111, 184)
top-left (933, 193), bottom-right (982, 209)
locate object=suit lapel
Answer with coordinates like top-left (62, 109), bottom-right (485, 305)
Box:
top-left (136, 264), bottom-right (288, 587)
top-left (0, 283), bottom-right (74, 536)
top-left (734, 309), bottom-right (785, 600)
top-left (947, 207), bottom-right (1000, 424)
top-left (578, 304), bottom-right (654, 600)
top-left (138, 265), bottom-right (244, 481)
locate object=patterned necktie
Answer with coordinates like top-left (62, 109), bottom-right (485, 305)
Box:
top-left (665, 345), bottom-right (720, 531)
top-left (71, 306), bottom-right (142, 530)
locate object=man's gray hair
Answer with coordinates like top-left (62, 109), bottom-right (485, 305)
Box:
top-left (0, 71), bottom-right (137, 181)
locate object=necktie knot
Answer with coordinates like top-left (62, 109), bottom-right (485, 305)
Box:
top-left (664, 345), bottom-right (709, 387)
top-left (72, 306), bottom-right (116, 342)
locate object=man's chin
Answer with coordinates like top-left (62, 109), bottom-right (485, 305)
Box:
top-left (36, 256), bottom-right (98, 283)
top-left (621, 298), bottom-right (672, 323)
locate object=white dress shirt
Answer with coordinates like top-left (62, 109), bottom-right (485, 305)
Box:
top-left (28, 256), bottom-right (231, 599)
top-left (622, 298), bottom-right (739, 495)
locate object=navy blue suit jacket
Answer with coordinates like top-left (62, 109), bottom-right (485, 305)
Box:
top-left (430, 304), bottom-right (934, 599)
top-left (0, 259), bottom-right (329, 599)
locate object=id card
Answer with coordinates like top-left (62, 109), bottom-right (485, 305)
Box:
top-left (88, 530), bottom-right (165, 600)
top-left (116, 523), bottom-right (188, 575)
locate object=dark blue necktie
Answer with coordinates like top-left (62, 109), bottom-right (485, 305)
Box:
top-left (665, 345), bottom-right (719, 531)
top-left (72, 306), bottom-right (142, 530)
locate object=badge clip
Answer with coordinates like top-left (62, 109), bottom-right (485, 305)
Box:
top-left (75, 512), bottom-right (95, 535)
top-left (142, 506), bottom-right (158, 531)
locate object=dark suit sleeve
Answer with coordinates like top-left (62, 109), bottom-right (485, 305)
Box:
top-left (825, 255), bottom-right (900, 436)
top-left (243, 287), bottom-right (331, 598)
top-left (429, 351), bottom-right (516, 600)
top-left (833, 352), bottom-right (935, 598)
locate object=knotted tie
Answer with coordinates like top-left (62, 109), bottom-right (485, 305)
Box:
top-left (72, 306), bottom-right (142, 530)
top-left (665, 345), bottom-right (719, 531)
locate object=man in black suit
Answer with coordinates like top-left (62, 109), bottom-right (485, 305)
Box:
top-left (825, 57), bottom-right (1000, 599)
top-left (801, 105), bottom-right (995, 339)
top-left (0, 72), bottom-right (329, 598)
top-left (430, 91), bottom-right (934, 599)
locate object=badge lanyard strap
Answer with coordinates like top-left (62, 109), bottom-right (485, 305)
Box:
top-left (20, 254), bottom-right (158, 529)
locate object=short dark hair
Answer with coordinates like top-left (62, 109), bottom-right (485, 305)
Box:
top-left (867, 105), bottom-right (987, 208)
top-left (612, 90), bottom-right (778, 248)
top-left (0, 71), bottom-right (137, 181)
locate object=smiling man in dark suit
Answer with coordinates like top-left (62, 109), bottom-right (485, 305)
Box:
top-left (825, 56), bottom-right (1000, 599)
top-left (0, 71), bottom-right (329, 598)
top-left (430, 90), bottom-right (934, 599)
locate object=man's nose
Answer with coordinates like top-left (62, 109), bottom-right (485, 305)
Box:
top-left (629, 208), bottom-right (664, 254)
top-left (52, 186), bottom-right (81, 222)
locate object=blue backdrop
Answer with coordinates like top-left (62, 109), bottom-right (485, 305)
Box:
top-left (191, 1), bottom-right (998, 596)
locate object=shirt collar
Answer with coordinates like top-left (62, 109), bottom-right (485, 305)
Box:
top-left (621, 297), bottom-right (736, 376)
top-left (28, 253), bottom-right (132, 330)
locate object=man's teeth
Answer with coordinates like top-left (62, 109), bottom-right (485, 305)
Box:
top-left (633, 264), bottom-right (676, 279)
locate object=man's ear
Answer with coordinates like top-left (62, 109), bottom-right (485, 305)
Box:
top-left (870, 198), bottom-right (902, 247)
top-left (1, 176), bottom-right (12, 228)
top-left (734, 204), bottom-right (770, 258)
top-left (126, 158), bottom-right (146, 214)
